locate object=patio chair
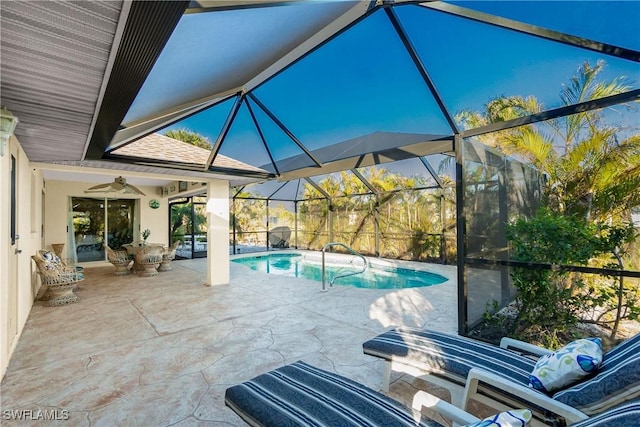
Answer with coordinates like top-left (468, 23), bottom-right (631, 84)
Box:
top-left (32, 251), bottom-right (84, 306)
top-left (158, 240), bottom-right (180, 272)
top-left (104, 244), bottom-right (132, 275)
top-left (224, 360), bottom-right (640, 427)
top-left (363, 327), bottom-right (640, 424)
top-left (134, 245), bottom-right (163, 277)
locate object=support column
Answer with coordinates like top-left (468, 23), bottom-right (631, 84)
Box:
top-left (455, 134), bottom-right (467, 335)
top-left (205, 180), bottom-right (229, 286)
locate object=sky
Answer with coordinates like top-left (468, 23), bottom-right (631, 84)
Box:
top-left (152, 1), bottom-right (640, 169)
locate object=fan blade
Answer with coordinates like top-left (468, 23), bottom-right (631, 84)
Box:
top-left (125, 184), bottom-right (146, 196)
top-left (86, 182), bottom-right (113, 190)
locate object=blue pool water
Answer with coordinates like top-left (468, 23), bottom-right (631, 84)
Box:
top-left (232, 253), bottom-right (447, 289)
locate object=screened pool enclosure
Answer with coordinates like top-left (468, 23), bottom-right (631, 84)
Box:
top-left (79, 1), bottom-right (639, 334)
top-left (230, 140), bottom-right (456, 261)
top-left (229, 137), bottom-right (548, 329)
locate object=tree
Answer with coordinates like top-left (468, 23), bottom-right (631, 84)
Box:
top-left (232, 192), bottom-right (267, 245)
top-left (297, 168), bottom-right (444, 259)
top-left (458, 60), bottom-right (640, 342)
top-left (456, 60), bottom-right (640, 228)
top-left (165, 128), bottom-right (212, 149)
top-left (170, 202), bottom-right (206, 236)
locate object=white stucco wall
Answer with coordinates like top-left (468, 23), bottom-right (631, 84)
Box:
top-left (44, 180), bottom-right (169, 266)
top-left (0, 139), bottom-right (7, 379)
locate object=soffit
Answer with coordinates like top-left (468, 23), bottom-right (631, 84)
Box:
top-left (0, 1), bottom-right (124, 162)
top-left (34, 159), bottom-right (261, 188)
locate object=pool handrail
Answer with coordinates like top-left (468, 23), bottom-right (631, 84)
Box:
top-left (321, 242), bottom-right (368, 292)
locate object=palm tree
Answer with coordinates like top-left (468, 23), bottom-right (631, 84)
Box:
top-left (458, 61), bottom-right (640, 340)
top-left (165, 128), bottom-right (212, 149)
top-left (456, 60), bottom-right (640, 225)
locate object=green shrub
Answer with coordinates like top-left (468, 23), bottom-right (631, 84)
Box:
top-left (506, 209), bottom-right (604, 344)
top-left (506, 209), bottom-right (638, 345)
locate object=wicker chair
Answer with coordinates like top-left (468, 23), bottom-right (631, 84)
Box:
top-left (32, 251), bottom-right (84, 306)
top-left (104, 244), bottom-right (132, 275)
top-left (158, 240), bottom-right (180, 272)
top-left (135, 245), bottom-right (163, 277)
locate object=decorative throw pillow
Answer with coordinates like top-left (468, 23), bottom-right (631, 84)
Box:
top-left (529, 338), bottom-right (603, 393)
top-left (42, 251), bottom-right (62, 265)
top-left (465, 409), bottom-right (532, 426)
top-left (41, 251), bottom-right (63, 270)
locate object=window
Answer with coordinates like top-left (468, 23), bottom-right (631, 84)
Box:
top-left (10, 155), bottom-right (16, 245)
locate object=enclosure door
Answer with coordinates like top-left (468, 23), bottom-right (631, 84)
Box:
top-left (170, 199), bottom-right (189, 259)
top-left (170, 196), bottom-right (208, 259)
top-left (71, 197), bottom-right (136, 262)
top-left (192, 197), bottom-right (208, 258)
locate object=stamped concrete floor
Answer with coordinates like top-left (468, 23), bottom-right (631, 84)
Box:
top-left (1, 256), bottom-right (458, 426)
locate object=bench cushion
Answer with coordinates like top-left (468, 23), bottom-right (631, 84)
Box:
top-left (225, 361), bottom-right (444, 427)
top-left (362, 327), bottom-right (536, 387)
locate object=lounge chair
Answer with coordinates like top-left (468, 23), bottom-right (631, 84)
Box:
top-left (362, 327), bottom-right (640, 424)
top-left (225, 360), bottom-right (472, 427)
top-left (224, 360), bottom-right (640, 427)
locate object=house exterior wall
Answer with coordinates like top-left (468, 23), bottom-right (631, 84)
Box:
top-left (44, 180), bottom-right (169, 265)
top-left (1, 135), bottom-right (232, 380)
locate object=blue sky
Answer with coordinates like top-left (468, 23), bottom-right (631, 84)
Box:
top-left (162, 1), bottom-right (640, 165)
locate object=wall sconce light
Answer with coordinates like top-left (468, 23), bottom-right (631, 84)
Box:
top-left (0, 107), bottom-right (19, 157)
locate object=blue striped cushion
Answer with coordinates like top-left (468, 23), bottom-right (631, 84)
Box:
top-left (362, 328), bottom-right (536, 387)
top-left (553, 334), bottom-right (640, 414)
top-left (225, 361), bottom-right (444, 427)
top-left (570, 401), bottom-right (640, 427)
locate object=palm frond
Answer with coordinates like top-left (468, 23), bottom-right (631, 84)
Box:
top-left (505, 127), bottom-right (556, 172)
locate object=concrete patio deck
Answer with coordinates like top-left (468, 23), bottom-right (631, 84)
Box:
top-left (1, 256), bottom-right (458, 426)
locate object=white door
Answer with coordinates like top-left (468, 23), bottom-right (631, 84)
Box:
top-left (7, 148), bottom-right (20, 348)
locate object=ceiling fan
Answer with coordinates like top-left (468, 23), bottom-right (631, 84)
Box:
top-left (85, 176), bottom-right (146, 196)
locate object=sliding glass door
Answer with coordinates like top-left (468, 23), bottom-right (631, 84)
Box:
top-left (71, 197), bottom-right (137, 262)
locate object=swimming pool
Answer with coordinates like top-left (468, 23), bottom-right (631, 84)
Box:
top-left (232, 252), bottom-right (447, 289)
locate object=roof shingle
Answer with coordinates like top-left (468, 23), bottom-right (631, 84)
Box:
top-left (112, 133), bottom-right (266, 173)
